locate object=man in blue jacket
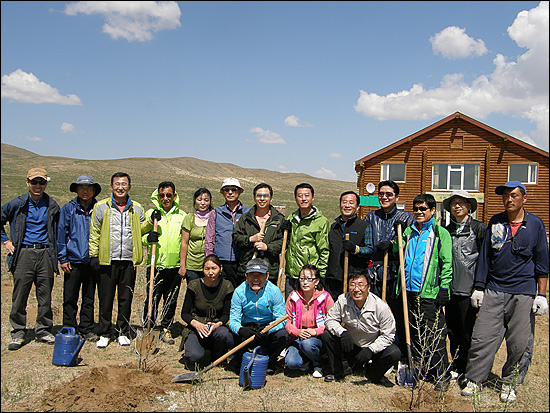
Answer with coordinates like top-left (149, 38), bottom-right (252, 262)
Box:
top-left (1, 167), bottom-right (60, 350)
top-left (57, 175), bottom-right (102, 342)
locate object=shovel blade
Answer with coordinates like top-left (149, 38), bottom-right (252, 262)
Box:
top-left (172, 372), bottom-right (202, 383)
top-left (397, 361), bottom-right (419, 388)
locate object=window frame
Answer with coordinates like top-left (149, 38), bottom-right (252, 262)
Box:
top-left (432, 163), bottom-right (480, 191)
top-left (381, 163), bottom-right (406, 183)
top-left (508, 163), bottom-right (538, 184)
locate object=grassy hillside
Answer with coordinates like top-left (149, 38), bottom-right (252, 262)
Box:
top-left (1, 143), bottom-right (356, 220)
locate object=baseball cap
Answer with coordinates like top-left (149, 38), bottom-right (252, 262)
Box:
top-left (495, 181), bottom-right (527, 195)
top-left (27, 167), bottom-right (49, 181)
top-left (245, 258), bottom-right (269, 274)
top-left (70, 175), bottom-right (102, 196)
top-left (442, 190), bottom-right (478, 213)
top-left (221, 177), bottom-right (242, 190)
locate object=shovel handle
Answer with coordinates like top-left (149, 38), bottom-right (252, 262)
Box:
top-left (397, 224), bottom-right (411, 347)
top-left (343, 234), bottom-right (350, 293)
top-left (146, 218), bottom-right (159, 322)
top-left (276, 229), bottom-right (288, 296)
top-left (381, 248), bottom-right (388, 302)
top-left (252, 220), bottom-right (267, 259)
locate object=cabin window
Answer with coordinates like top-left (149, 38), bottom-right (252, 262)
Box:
top-left (432, 164), bottom-right (479, 191)
top-left (381, 163), bottom-right (406, 182)
top-left (508, 164), bottom-right (537, 184)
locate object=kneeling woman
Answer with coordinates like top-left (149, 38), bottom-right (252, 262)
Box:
top-left (180, 254), bottom-right (234, 368)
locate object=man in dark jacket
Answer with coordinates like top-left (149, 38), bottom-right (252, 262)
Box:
top-left (57, 175), bottom-right (102, 342)
top-left (1, 167), bottom-right (60, 350)
top-left (326, 191), bottom-right (374, 301)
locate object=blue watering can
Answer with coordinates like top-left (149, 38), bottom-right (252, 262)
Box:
top-left (239, 346), bottom-right (269, 390)
top-left (52, 327), bottom-right (86, 367)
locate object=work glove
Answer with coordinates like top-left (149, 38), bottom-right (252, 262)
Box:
top-left (532, 295), bottom-right (548, 316)
top-left (436, 288), bottom-right (450, 306)
top-left (394, 220), bottom-right (407, 234)
top-left (340, 330), bottom-right (355, 353)
top-left (151, 209), bottom-right (162, 222)
top-left (147, 231), bottom-right (159, 243)
top-left (90, 257), bottom-right (100, 273)
top-left (470, 289), bottom-right (484, 308)
top-left (356, 347), bottom-right (373, 366)
top-left (376, 240), bottom-right (392, 252)
top-left (342, 239), bottom-right (357, 253)
top-left (252, 331), bottom-right (267, 346)
top-left (239, 326), bottom-right (255, 339)
top-left (280, 219), bottom-right (292, 232)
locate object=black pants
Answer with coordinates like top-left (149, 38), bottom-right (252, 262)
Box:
top-left (221, 260), bottom-right (241, 289)
top-left (233, 324), bottom-right (289, 369)
top-left (322, 330), bottom-right (401, 380)
top-left (324, 278), bottom-right (343, 302)
top-left (183, 326), bottom-right (235, 365)
top-left (445, 294), bottom-right (478, 375)
top-left (97, 260), bottom-right (136, 337)
top-left (143, 267), bottom-right (181, 329)
top-left (63, 263), bottom-right (98, 334)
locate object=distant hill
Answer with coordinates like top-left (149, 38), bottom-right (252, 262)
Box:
top-left (1, 143), bottom-right (357, 220)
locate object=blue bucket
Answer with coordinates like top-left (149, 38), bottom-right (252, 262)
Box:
top-left (52, 327), bottom-right (85, 367)
top-left (239, 346), bottom-right (269, 390)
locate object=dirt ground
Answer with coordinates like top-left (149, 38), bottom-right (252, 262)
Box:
top-left (1, 254), bottom-right (548, 412)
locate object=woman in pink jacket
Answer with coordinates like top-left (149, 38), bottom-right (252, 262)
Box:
top-left (285, 265), bottom-right (334, 378)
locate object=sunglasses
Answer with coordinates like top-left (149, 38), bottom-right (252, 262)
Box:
top-left (222, 187), bottom-right (239, 192)
top-left (378, 191), bottom-right (395, 198)
top-left (159, 193), bottom-right (173, 198)
top-left (29, 179), bottom-right (47, 186)
top-left (412, 206), bottom-right (430, 212)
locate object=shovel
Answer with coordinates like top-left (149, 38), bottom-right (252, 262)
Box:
top-left (276, 229), bottom-right (288, 296)
top-left (136, 217), bottom-right (161, 356)
top-left (172, 314), bottom-right (289, 383)
top-left (381, 247), bottom-right (389, 302)
top-left (396, 223), bottom-right (418, 388)
top-left (343, 234), bottom-right (350, 293)
top-left (252, 220), bottom-right (267, 259)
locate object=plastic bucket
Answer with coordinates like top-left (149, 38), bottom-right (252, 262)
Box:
top-left (239, 346), bottom-right (269, 390)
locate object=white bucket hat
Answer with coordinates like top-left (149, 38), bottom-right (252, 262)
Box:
top-left (442, 190), bottom-right (477, 213)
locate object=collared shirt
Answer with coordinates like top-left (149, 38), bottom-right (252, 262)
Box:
top-left (23, 196), bottom-right (48, 245)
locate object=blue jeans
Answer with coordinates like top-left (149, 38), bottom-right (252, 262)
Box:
top-left (285, 337), bottom-right (322, 369)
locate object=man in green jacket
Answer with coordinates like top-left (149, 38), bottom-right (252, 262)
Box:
top-left (281, 183), bottom-right (330, 299)
top-left (142, 181), bottom-right (187, 345)
top-left (393, 193), bottom-right (453, 391)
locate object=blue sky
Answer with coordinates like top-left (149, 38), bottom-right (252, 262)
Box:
top-left (1, 1), bottom-right (548, 182)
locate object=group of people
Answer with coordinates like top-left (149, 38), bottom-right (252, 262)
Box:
top-left (2, 167), bottom-right (548, 403)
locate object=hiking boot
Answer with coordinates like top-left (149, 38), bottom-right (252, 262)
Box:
top-left (8, 337), bottom-right (24, 351)
top-left (324, 374), bottom-right (345, 383)
top-left (117, 335), bottom-right (131, 346)
top-left (461, 380), bottom-right (480, 396)
top-left (36, 332), bottom-right (55, 345)
top-left (161, 328), bottom-right (175, 345)
top-left (298, 361), bottom-right (310, 372)
top-left (96, 336), bottom-right (110, 348)
top-left (500, 384), bottom-right (517, 403)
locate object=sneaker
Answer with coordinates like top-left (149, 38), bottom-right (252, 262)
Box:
top-left (83, 332), bottom-right (99, 342)
top-left (324, 374), bottom-right (345, 383)
top-left (8, 337), bottom-right (24, 351)
top-left (96, 336), bottom-right (110, 348)
top-left (500, 384), bottom-right (517, 403)
top-left (161, 328), bottom-right (175, 345)
top-left (36, 332), bottom-right (55, 345)
top-left (461, 380), bottom-right (480, 396)
top-left (313, 367), bottom-right (323, 378)
top-left (117, 335), bottom-right (131, 346)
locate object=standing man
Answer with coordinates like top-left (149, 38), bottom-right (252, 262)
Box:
top-left (57, 175), bottom-right (102, 342)
top-left (326, 191), bottom-right (374, 301)
top-left (323, 271), bottom-right (401, 383)
top-left (393, 193), bottom-right (453, 391)
top-left (442, 190), bottom-right (486, 382)
top-left (281, 183), bottom-right (330, 299)
top-left (233, 183), bottom-right (285, 286)
top-left (205, 178), bottom-right (250, 288)
top-left (89, 172), bottom-right (152, 348)
top-left (2, 168), bottom-right (60, 350)
top-left (461, 181), bottom-right (548, 403)
top-left (142, 181), bottom-right (187, 345)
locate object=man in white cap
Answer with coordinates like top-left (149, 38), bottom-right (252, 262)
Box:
top-left (461, 181), bottom-right (548, 403)
top-left (442, 190), bottom-right (486, 384)
top-left (57, 175), bottom-right (102, 342)
top-left (205, 178), bottom-right (250, 288)
top-left (1, 167), bottom-right (60, 350)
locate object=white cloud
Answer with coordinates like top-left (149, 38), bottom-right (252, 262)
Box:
top-left (1, 69), bottom-right (82, 105)
top-left (329, 153), bottom-right (342, 158)
top-left (430, 26), bottom-right (488, 59)
top-left (25, 136), bottom-right (43, 142)
top-left (355, 2), bottom-right (549, 150)
top-left (61, 122), bottom-right (76, 134)
top-left (314, 167), bottom-right (337, 179)
top-left (64, 1), bottom-right (181, 42)
top-left (284, 115), bottom-right (313, 127)
top-left (249, 127), bottom-right (287, 144)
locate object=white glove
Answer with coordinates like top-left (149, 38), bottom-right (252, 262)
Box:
top-left (532, 295), bottom-right (548, 315)
top-left (471, 290), bottom-right (484, 308)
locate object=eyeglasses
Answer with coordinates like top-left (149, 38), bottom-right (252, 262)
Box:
top-left (450, 200), bottom-right (468, 207)
top-left (222, 187), bottom-right (239, 192)
top-left (413, 206), bottom-right (429, 212)
top-left (255, 193), bottom-right (270, 198)
top-left (112, 182), bottom-right (129, 188)
top-left (378, 191), bottom-right (395, 198)
top-left (349, 282), bottom-right (368, 291)
top-left (299, 277), bottom-right (317, 282)
top-left (29, 179), bottom-right (47, 186)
